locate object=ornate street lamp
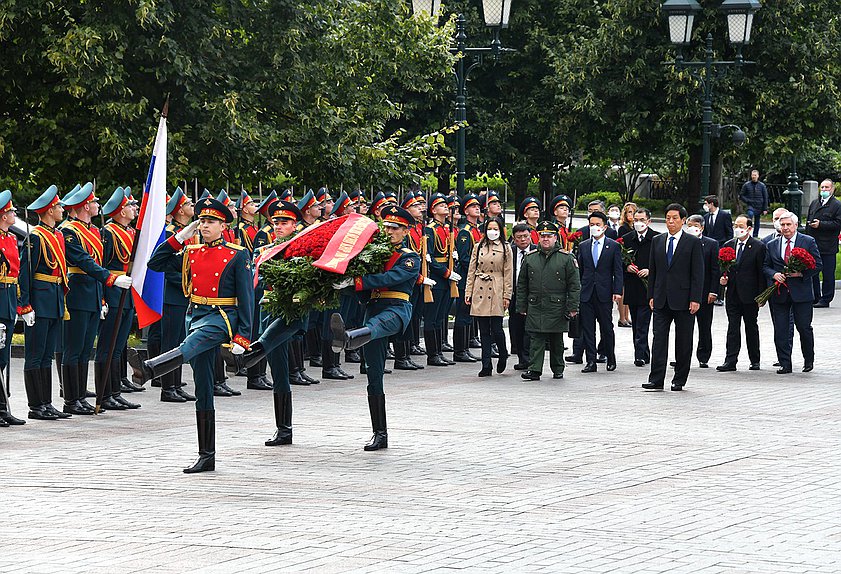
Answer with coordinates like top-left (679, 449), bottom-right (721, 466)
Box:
top-left (661, 0), bottom-right (761, 208)
top-left (411, 1), bottom-right (514, 197)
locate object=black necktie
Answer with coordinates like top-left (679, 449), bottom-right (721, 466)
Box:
top-left (736, 242), bottom-right (743, 262)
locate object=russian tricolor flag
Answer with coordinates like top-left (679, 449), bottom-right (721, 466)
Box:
top-left (131, 113), bottom-right (168, 328)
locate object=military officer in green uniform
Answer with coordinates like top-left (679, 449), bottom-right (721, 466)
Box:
top-left (516, 221), bottom-right (580, 381)
top-left (330, 205), bottom-right (421, 451)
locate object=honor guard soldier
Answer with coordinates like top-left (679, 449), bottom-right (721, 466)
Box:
top-left (394, 191), bottom-right (435, 371)
top-left (279, 189), bottom-right (294, 202)
top-left (330, 191), bottom-right (357, 218)
top-left (211, 191), bottom-right (241, 396)
top-left (159, 187), bottom-right (197, 402)
top-left (297, 190), bottom-right (326, 369)
top-left (95, 187), bottom-right (141, 411)
top-left (130, 197), bottom-right (254, 473)
top-left (60, 182), bottom-right (134, 415)
top-left (316, 187), bottom-right (334, 220)
top-left (371, 192), bottom-right (395, 220)
top-left (453, 194), bottom-right (482, 363)
top-left (240, 200), bottom-right (308, 444)
top-left (20, 185), bottom-right (70, 420)
top-left (549, 195), bottom-right (574, 248)
top-left (296, 190), bottom-right (323, 233)
top-left (349, 189), bottom-right (367, 215)
top-left (253, 191), bottom-right (279, 250)
top-left (518, 197), bottom-right (542, 244)
top-left (215, 190), bottom-right (239, 245)
top-left (0, 191), bottom-right (25, 426)
top-left (330, 205), bottom-right (420, 451)
top-left (422, 193), bottom-right (459, 366)
top-left (235, 190), bottom-right (259, 252)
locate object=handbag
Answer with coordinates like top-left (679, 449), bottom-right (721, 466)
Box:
top-left (566, 313), bottom-right (581, 339)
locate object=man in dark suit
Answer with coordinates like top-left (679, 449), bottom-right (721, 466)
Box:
top-left (686, 215), bottom-right (720, 368)
top-left (717, 215), bottom-right (766, 371)
top-left (577, 201), bottom-right (619, 241)
top-left (577, 212), bottom-right (623, 373)
top-left (763, 212), bottom-right (823, 374)
top-left (703, 195), bottom-right (733, 246)
top-left (805, 179), bottom-right (841, 307)
top-left (509, 223), bottom-right (533, 370)
top-left (643, 204), bottom-right (704, 391)
top-left (621, 208), bottom-right (658, 367)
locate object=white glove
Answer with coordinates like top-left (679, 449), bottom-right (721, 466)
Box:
top-left (100, 304), bottom-right (109, 320)
top-left (332, 277), bottom-right (353, 290)
top-left (449, 271), bottom-right (462, 282)
top-left (422, 277), bottom-right (437, 287)
top-left (231, 343), bottom-right (246, 355)
top-left (22, 311), bottom-right (35, 327)
top-left (175, 220), bottom-right (200, 243)
top-left (114, 275), bottom-right (132, 289)
top-left (426, 253), bottom-right (432, 263)
top-left (452, 250), bottom-right (459, 261)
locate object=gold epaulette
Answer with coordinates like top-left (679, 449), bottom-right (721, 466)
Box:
top-left (227, 243), bottom-right (246, 251)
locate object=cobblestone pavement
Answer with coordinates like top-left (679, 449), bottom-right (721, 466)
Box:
top-left (3, 303), bottom-right (841, 573)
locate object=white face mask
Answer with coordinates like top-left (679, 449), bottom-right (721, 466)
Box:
top-left (685, 226), bottom-right (702, 237)
top-left (608, 210), bottom-right (620, 220)
top-left (734, 227), bottom-right (749, 239)
top-left (485, 229), bottom-right (500, 241)
top-left (703, 204), bottom-right (711, 213)
top-left (589, 225), bottom-right (605, 238)
top-left (773, 220), bottom-right (782, 232)
top-left (633, 221), bottom-right (648, 233)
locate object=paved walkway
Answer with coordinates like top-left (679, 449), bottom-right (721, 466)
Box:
top-left (3, 303), bottom-right (841, 573)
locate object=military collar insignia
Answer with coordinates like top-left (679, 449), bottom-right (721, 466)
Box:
top-left (207, 237), bottom-right (225, 248)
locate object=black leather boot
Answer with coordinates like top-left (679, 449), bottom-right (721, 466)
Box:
top-left (78, 362), bottom-right (96, 410)
top-left (62, 364), bottom-right (92, 415)
top-left (128, 347), bottom-right (183, 384)
top-left (346, 327), bottom-right (373, 351)
top-left (247, 361), bottom-right (273, 389)
top-left (216, 352), bottom-right (240, 396)
top-left (435, 330), bottom-right (455, 365)
top-left (55, 352), bottom-right (63, 387)
top-left (306, 327), bottom-right (322, 367)
top-left (241, 341), bottom-right (266, 369)
top-left (322, 340), bottom-right (350, 379)
top-left (294, 342), bottom-right (319, 384)
top-left (440, 326), bottom-right (453, 353)
top-left (97, 362), bottom-right (126, 411)
top-left (111, 361), bottom-right (140, 409)
top-left (161, 371), bottom-right (187, 402)
top-left (345, 349), bottom-right (362, 363)
top-left (363, 394), bottom-right (388, 451)
top-left (405, 341), bottom-right (425, 369)
top-left (0, 375), bottom-right (25, 425)
top-left (25, 369), bottom-right (56, 420)
top-left (175, 369), bottom-right (197, 401)
top-left (183, 410), bottom-right (215, 473)
top-left (393, 339), bottom-right (417, 370)
top-left (425, 331), bottom-right (448, 366)
top-left (453, 326), bottom-right (478, 363)
top-left (147, 341), bottom-right (162, 387)
top-left (265, 391), bottom-right (293, 446)
top-left (41, 366), bottom-right (71, 418)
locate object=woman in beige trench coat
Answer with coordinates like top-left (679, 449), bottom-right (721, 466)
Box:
top-left (464, 217), bottom-right (514, 376)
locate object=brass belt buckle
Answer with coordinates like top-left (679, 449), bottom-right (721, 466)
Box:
top-left (198, 296), bottom-right (209, 305)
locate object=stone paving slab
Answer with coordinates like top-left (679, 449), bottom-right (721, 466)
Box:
top-left (2, 303), bottom-right (841, 573)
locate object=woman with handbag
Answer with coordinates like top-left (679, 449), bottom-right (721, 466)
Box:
top-left (464, 218), bottom-right (513, 376)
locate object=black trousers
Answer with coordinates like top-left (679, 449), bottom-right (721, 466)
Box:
top-left (813, 251), bottom-right (836, 303)
top-left (580, 299), bottom-right (615, 362)
top-left (628, 304), bottom-right (652, 362)
top-left (694, 302), bottom-right (714, 364)
top-left (476, 316), bottom-right (507, 370)
top-left (724, 300), bottom-right (760, 365)
top-left (508, 309), bottom-right (529, 365)
top-left (649, 306), bottom-right (695, 386)
top-left (769, 299), bottom-right (814, 369)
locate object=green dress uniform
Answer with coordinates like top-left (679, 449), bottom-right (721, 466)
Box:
top-left (422, 193), bottom-right (456, 367)
top-left (453, 194), bottom-right (482, 362)
top-left (516, 224), bottom-right (581, 379)
top-left (0, 190), bottom-right (25, 426)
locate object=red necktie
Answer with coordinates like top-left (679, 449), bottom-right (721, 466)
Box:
top-left (784, 239), bottom-right (791, 262)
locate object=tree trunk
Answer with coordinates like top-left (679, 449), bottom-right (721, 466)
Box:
top-left (510, 171), bottom-right (529, 216)
top-left (436, 172), bottom-right (450, 196)
top-left (686, 145), bottom-right (702, 208)
top-left (539, 169), bottom-right (554, 213)
top-left (711, 154), bottom-right (723, 199)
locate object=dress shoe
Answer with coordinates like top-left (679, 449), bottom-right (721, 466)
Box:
top-left (634, 359), bottom-right (645, 367)
top-left (565, 355), bottom-right (583, 364)
top-left (300, 372), bottom-right (320, 385)
top-left (0, 418), bottom-right (7, 427)
top-left (122, 378), bottom-right (145, 392)
top-left (641, 382), bottom-right (664, 390)
top-left (595, 355), bottom-right (607, 364)
top-left (477, 368), bottom-right (492, 377)
top-left (219, 382), bottom-right (240, 396)
top-left (469, 337), bottom-right (482, 349)
top-left (0, 411), bottom-right (26, 425)
top-left (496, 353), bottom-right (508, 374)
top-left (581, 362), bottom-right (597, 373)
top-left (336, 367), bottom-right (355, 379)
top-left (345, 350), bottom-right (361, 363)
top-left (606, 361), bottom-right (617, 372)
top-left (63, 401), bottom-right (93, 415)
top-left (513, 362), bottom-right (527, 370)
top-left (176, 387), bottom-right (197, 401)
top-left (161, 388), bottom-right (187, 403)
top-left (813, 301), bottom-right (829, 308)
top-left (553, 373), bottom-right (564, 379)
top-left (322, 367), bottom-right (349, 380)
top-left (247, 377), bottom-right (273, 390)
top-left (802, 364), bottom-right (814, 373)
top-left (699, 363), bottom-right (708, 368)
top-left (520, 371), bottom-right (540, 381)
top-left (28, 406), bottom-right (59, 420)
top-left (670, 384), bottom-right (684, 391)
top-left (426, 355), bottom-right (450, 367)
top-left (114, 395), bottom-right (141, 409)
top-left (85, 389), bottom-right (96, 398)
top-left (407, 358), bottom-right (425, 370)
top-left (441, 342), bottom-right (454, 353)
top-left (213, 383), bottom-right (233, 397)
top-left (773, 361), bottom-right (780, 367)
top-left (101, 396), bottom-right (127, 410)
top-left (309, 356), bottom-right (323, 367)
top-left (394, 358), bottom-right (418, 370)
top-left (716, 363), bottom-right (737, 372)
top-left (776, 367), bottom-right (792, 374)
top-left (44, 404), bottom-right (71, 419)
top-left (410, 344), bottom-right (426, 356)
top-left (749, 363), bottom-right (760, 371)
top-left (439, 354), bottom-right (456, 366)
top-left (385, 348), bottom-right (394, 360)
top-left (383, 367), bottom-right (392, 374)
top-left (453, 351), bottom-right (478, 363)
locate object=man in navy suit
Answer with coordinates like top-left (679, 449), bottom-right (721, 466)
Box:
top-left (686, 215), bottom-right (720, 368)
top-left (804, 179), bottom-right (841, 307)
top-left (643, 204), bottom-right (705, 391)
top-left (577, 212), bottom-right (623, 373)
top-left (703, 195), bottom-right (733, 246)
top-left (509, 223), bottom-right (533, 369)
top-left (763, 212), bottom-right (822, 374)
top-left (622, 208), bottom-right (658, 367)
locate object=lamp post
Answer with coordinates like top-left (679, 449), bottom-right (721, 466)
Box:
top-left (411, 0), bottom-right (513, 197)
top-left (661, 0), bottom-right (761, 208)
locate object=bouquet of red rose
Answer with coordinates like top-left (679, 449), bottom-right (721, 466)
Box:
top-left (718, 246), bottom-right (737, 277)
top-left (259, 215), bottom-right (394, 322)
top-left (564, 230), bottom-right (583, 252)
top-left (754, 246), bottom-right (817, 306)
top-left (617, 237), bottom-right (647, 288)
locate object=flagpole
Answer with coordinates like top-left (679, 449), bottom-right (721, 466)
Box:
top-left (96, 97), bottom-right (169, 413)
